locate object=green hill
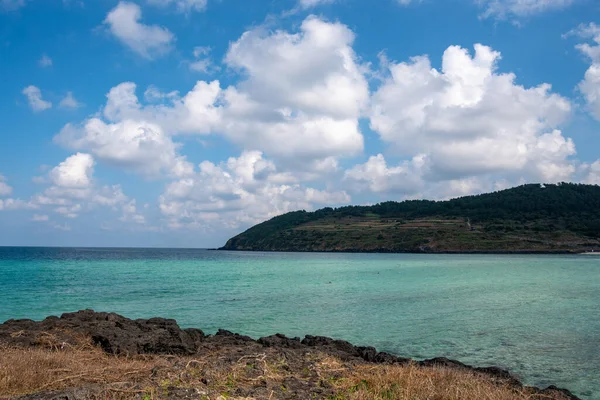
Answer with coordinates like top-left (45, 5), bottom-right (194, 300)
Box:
top-left (220, 183), bottom-right (600, 253)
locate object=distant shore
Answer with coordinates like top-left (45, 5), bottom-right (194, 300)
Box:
top-left (216, 247), bottom-right (596, 255)
top-left (0, 310), bottom-right (582, 400)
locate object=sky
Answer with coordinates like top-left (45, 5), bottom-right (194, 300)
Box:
top-left (0, 0), bottom-right (600, 248)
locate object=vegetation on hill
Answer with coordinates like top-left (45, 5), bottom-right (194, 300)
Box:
top-left (221, 183), bottom-right (600, 253)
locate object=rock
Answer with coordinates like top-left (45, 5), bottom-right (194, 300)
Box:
top-left (419, 357), bottom-right (468, 369)
top-left (374, 351), bottom-right (411, 365)
top-left (0, 311), bottom-right (582, 400)
top-left (0, 309), bottom-right (204, 355)
top-left (301, 335), bottom-right (357, 358)
top-left (258, 333), bottom-right (303, 348)
top-left (355, 346), bottom-right (377, 362)
top-left (212, 329), bottom-right (255, 344)
top-left (533, 385), bottom-right (581, 400)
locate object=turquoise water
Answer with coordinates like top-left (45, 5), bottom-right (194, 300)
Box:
top-left (0, 248), bottom-right (598, 399)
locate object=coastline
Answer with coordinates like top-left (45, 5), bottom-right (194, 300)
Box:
top-left (0, 310), bottom-right (583, 400)
top-left (216, 247), bottom-right (591, 255)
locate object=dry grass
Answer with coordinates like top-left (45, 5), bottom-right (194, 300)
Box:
top-left (331, 363), bottom-right (542, 400)
top-left (0, 340), bottom-right (571, 400)
top-left (0, 341), bottom-right (164, 397)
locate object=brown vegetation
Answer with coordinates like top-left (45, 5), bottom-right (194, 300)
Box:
top-left (0, 335), bottom-right (574, 400)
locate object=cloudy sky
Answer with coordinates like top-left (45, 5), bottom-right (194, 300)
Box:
top-left (1, 0), bottom-right (599, 247)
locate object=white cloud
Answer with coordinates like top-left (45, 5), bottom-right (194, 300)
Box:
top-left (0, 175), bottom-right (12, 196)
top-left (147, 0), bottom-right (207, 13)
top-left (59, 92), bottom-right (83, 109)
top-left (0, 0), bottom-right (24, 12)
top-left (344, 154), bottom-right (520, 201)
top-left (344, 154), bottom-right (425, 194)
top-left (369, 44), bottom-right (574, 185)
top-left (477, 0), bottom-right (574, 19)
top-left (119, 199), bottom-right (146, 224)
top-left (218, 16), bottom-right (368, 161)
top-left (189, 46), bottom-right (215, 73)
top-left (582, 160), bottom-right (600, 185)
top-left (58, 16), bottom-right (368, 180)
top-left (569, 23), bottom-right (600, 121)
top-left (39, 54), bottom-right (52, 68)
top-left (104, 2), bottom-right (174, 59)
top-left (22, 85), bottom-right (52, 112)
top-left (55, 204), bottom-right (81, 218)
top-left (0, 199), bottom-right (37, 211)
top-left (56, 118), bottom-right (194, 179)
top-left (32, 214), bottom-right (49, 222)
top-left (144, 85), bottom-right (179, 102)
top-left (24, 154), bottom-right (132, 220)
top-left (160, 151), bottom-right (350, 230)
top-left (49, 153), bottom-right (94, 188)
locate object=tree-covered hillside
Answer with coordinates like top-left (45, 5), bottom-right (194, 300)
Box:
top-left (220, 183), bottom-right (600, 253)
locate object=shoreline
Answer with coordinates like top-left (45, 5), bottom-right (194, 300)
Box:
top-left (0, 310), bottom-right (583, 400)
top-left (216, 248), bottom-right (594, 255)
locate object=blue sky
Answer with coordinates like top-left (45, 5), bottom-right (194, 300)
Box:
top-left (0, 0), bottom-right (599, 248)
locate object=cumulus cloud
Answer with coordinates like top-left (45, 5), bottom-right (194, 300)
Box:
top-left (568, 23), bottom-right (600, 121)
top-left (344, 154), bottom-right (425, 195)
top-left (219, 16), bottom-right (368, 161)
top-left (477, 0), bottom-right (574, 19)
top-left (48, 153), bottom-right (94, 188)
top-left (147, 0), bottom-right (207, 13)
top-left (57, 16), bottom-right (368, 181)
top-left (32, 214), bottom-right (49, 222)
top-left (0, 175), bottom-right (12, 196)
top-left (23, 153), bottom-right (138, 221)
top-left (22, 85), bottom-right (52, 112)
top-left (159, 151), bottom-right (350, 230)
top-left (38, 54), bottom-right (52, 68)
top-left (55, 119), bottom-right (194, 179)
top-left (54, 83), bottom-right (194, 179)
top-left (104, 2), bottom-right (174, 59)
top-left (59, 92), bottom-right (83, 109)
top-left (369, 44), bottom-right (574, 185)
top-left (344, 154), bottom-right (520, 201)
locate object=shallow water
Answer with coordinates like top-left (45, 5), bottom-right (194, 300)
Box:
top-left (0, 247), bottom-right (598, 398)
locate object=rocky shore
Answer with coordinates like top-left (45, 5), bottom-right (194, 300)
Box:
top-left (0, 310), bottom-right (582, 400)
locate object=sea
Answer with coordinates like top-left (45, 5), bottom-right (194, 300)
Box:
top-left (0, 247), bottom-right (598, 399)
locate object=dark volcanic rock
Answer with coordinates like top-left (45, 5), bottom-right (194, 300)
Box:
top-left (301, 335), bottom-right (357, 359)
top-left (374, 351), bottom-right (411, 365)
top-left (0, 309), bottom-right (204, 355)
top-left (0, 311), bottom-right (583, 400)
top-left (533, 385), bottom-right (582, 400)
top-left (419, 357), bottom-right (469, 369)
top-left (259, 333), bottom-right (303, 348)
top-left (355, 345), bottom-right (378, 362)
